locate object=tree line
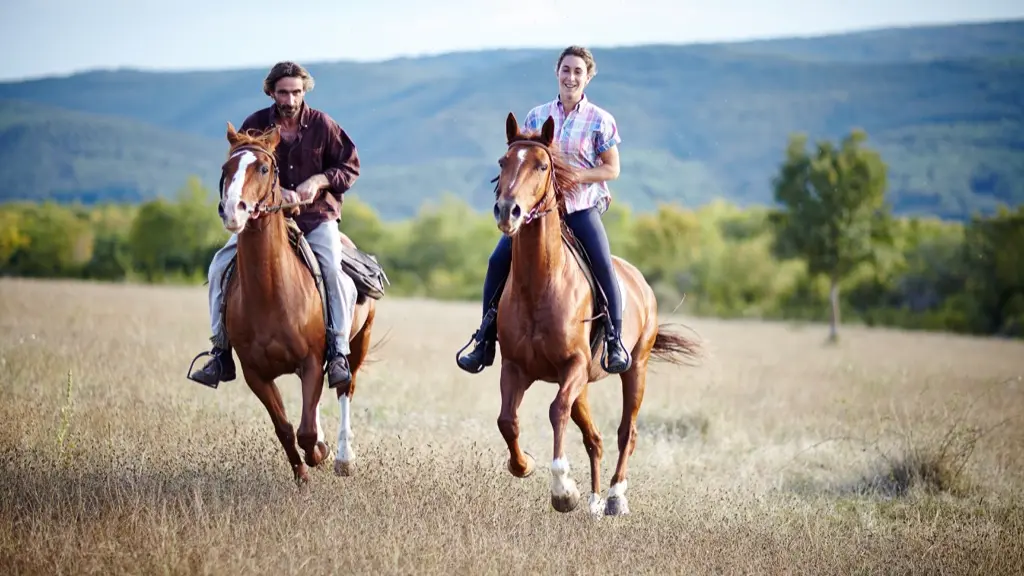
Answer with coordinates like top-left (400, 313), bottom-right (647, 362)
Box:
top-left (1, 129), bottom-right (1021, 340)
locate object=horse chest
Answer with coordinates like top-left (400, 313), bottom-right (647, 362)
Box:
top-left (227, 302), bottom-right (318, 373)
top-left (498, 310), bottom-right (576, 370)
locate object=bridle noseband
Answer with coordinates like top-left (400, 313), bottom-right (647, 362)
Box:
top-left (492, 139), bottom-right (561, 225)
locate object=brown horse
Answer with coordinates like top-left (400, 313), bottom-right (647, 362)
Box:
top-left (215, 122), bottom-right (377, 484)
top-left (491, 112), bottom-right (703, 516)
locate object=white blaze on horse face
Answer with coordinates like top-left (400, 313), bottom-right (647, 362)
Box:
top-left (507, 147), bottom-right (528, 200)
top-left (223, 150), bottom-right (257, 232)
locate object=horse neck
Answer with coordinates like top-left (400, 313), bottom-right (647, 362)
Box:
top-left (235, 212), bottom-right (292, 303)
top-left (509, 208), bottom-right (568, 304)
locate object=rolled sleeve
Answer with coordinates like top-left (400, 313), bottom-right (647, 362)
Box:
top-left (594, 115), bottom-right (620, 155)
top-left (322, 119), bottom-right (360, 197)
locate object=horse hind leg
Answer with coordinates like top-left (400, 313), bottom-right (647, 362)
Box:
top-left (335, 303), bottom-right (374, 477)
top-left (605, 359), bottom-right (648, 516)
top-left (244, 368), bottom-right (309, 484)
top-left (571, 386), bottom-right (605, 516)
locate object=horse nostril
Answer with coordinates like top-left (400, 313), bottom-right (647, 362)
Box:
top-left (493, 203), bottom-right (500, 219)
top-left (236, 200), bottom-right (247, 213)
top-left (511, 204), bottom-right (522, 219)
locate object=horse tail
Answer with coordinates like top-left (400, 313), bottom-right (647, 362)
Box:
top-left (650, 323), bottom-right (704, 367)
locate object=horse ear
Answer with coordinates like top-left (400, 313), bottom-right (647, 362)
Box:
top-left (226, 121), bottom-right (239, 144)
top-left (506, 112), bottom-right (520, 144)
top-left (540, 116), bottom-right (555, 146)
top-left (264, 125), bottom-right (281, 150)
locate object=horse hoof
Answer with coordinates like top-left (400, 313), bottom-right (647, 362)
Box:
top-left (316, 441), bottom-right (333, 466)
top-left (294, 464), bottom-right (311, 485)
top-left (604, 496), bottom-right (630, 516)
top-left (508, 452), bottom-right (536, 478)
top-left (551, 492), bottom-right (580, 513)
top-left (334, 459), bottom-right (353, 477)
top-left (588, 494), bottom-right (606, 516)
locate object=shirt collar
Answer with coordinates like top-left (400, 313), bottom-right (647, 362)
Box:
top-left (556, 93), bottom-right (588, 113)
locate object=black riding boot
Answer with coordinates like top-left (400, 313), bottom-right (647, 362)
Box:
top-left (456, 306), bottom-right (498, 373)
top-left (602, 316), bottom-right (632, 374)
top-left (187, 346), bottom-right (236, 388)
top-left (563, 206), bottom-right (632, 374)
top-left (456, 236), bottom-right (511, 374)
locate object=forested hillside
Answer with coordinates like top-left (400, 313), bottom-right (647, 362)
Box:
top-left (1, 19), bottom-right (1022, 220)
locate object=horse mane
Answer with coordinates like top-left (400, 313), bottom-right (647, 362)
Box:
top-left (507, 129), bottom-right (581, 216)
top-left (228, 126), bottom-right (280, 157)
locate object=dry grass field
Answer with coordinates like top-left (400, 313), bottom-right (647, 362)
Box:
top-left (1, 277), bottom-right (1023, 575)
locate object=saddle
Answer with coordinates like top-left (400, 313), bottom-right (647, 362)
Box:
top-left (216, 219), bottom-right (390, 360)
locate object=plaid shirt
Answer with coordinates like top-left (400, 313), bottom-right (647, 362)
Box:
top-left (523, 94), bottom-right (621, 214)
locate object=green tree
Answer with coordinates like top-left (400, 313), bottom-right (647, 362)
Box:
top-left (770, 128), bottom-right (893, 342)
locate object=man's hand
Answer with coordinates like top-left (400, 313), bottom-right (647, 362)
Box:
top-left (295, 174), bottom-right (330, 203)
top-left (281, 188), bottom-right (301, 205)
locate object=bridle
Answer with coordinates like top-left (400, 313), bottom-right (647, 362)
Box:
top-left (218, 144), bottom-right (308, 216)
top-left (492, 139), bottom-right (563, 225)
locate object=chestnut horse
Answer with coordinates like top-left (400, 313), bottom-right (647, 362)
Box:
top-left (214, 122), bottom-right (377, 484)
top-left (491, 112), bottom-right (703, 516)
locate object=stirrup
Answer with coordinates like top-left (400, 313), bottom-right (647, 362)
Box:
top-left (455, 330), bottom-right (490, 374)
top-left (600, 334), bottom-right (630, 373)
top-left (454, 307), bottom-right (497, 372)
top-left (186, 350), bottom-right (217, 379)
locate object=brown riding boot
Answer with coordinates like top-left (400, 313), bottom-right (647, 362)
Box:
top-left (327, 353), bottom-right (352, 389)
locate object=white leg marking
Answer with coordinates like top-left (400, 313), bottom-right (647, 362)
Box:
top-left (315, 400), bottom-right (324, 444)
top-left (588, 492), bottom-right (606, 516)
top-left (550, 457), bottom-right (579, 499)
top-left (223, 150), bottom-right (256, 229)
top-left (335, 394), bottom-right (354, 464)
top-left (607, 480), bottom-right (628, 499)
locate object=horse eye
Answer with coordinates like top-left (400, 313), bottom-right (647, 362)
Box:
top-left (538, 163), bottom-right (549, 171)
top-left (260, 165), bottom-right (270, 175)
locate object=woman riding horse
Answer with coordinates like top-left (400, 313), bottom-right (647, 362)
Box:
top-left (456, 45), bottom-right (631, 375)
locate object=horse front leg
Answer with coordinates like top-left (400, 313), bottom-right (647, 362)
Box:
top-left (297, 358), bottom-right (330, 469)
top-left (549, 355), bottom-right (588, 513)
top-left (497, 360), bottom-right (535, 478)
top-left (243, 366), bottom-right (308, 484)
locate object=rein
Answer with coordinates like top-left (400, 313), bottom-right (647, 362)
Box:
top-left (220, 145), bottom-right (311, 216)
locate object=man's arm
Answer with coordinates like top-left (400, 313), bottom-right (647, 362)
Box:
top-left (320, 117), bottom-right (360, 198)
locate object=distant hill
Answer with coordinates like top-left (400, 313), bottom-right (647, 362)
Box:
top-left (1, 19), bottom-right (1022, 221)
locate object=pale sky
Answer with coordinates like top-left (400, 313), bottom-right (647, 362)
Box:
top-left (1, 0), bottom-right (1022, 81)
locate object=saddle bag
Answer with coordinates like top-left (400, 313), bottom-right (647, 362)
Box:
top-left (340, 243), bottom-right (390, 300)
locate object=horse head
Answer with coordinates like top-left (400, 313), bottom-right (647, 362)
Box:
top-left (219, 122), bottom-right (283, 234)
top-left (493, 112), bottom-right (579, 236)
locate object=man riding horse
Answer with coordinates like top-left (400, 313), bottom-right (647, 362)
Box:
top-left (188, 61), bottom-right (361, 390)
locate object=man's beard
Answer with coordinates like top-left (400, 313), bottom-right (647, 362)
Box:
top-left (277, 103), bottom-right (299, 117)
